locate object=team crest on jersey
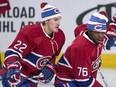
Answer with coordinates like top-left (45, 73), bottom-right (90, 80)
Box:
top-left (93, 59), bottom-right (101, 69)
top-left (36, 57), bottom-right (50, 70)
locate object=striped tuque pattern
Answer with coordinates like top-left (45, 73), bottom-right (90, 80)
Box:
top-left (40, 2), bottom-right (61, 22)
top-left (87, 11), bottom-right (108, 32)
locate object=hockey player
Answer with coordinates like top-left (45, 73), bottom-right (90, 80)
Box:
top-left (1, 2), bottom-right (65, 87)
top-left (54, 11), bottom-right (108, 87)
top-left (74, 12), bottom-right (116, 50)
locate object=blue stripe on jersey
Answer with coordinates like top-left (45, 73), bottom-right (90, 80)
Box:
top-left (24, 53), bottom-right (41, 65)
top-left (59, 56), bottom-right (68, 65)
top-left (5, 50), bottom-right (21, 59)
top-left (55, 81), bottom-right (77, 87)
top-left (58, 55), bottom-right (72, 68)
top-left (76, 76), bottom-right (94, 87)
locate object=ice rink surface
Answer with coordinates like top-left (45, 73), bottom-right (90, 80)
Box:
top-left (0, 68), bottom-right (116, 87)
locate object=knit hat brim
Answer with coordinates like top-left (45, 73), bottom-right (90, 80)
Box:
top-left (87, 12), bottom-right (108, 32)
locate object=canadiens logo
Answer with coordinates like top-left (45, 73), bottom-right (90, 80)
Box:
top-left (93, 59), bottom-right (101, 69)
top-left (36, 57), bottom-right (50, 70)
top-left (94, 25), bottom-right (102, 30)
top-left (54, 8), bottom-right (60, 14)
top-left (93, 62), bottom-right (99, 69)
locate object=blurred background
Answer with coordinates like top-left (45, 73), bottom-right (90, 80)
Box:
top-left (0, 0), bottom-right (116, 87)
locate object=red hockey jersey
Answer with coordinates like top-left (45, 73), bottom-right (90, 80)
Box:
top-left (55, 24), bottom-right (107, 86)
top-left (4, 23), bottom-right (65, 83)
top-left (0, 0), bottom-right (10, 14)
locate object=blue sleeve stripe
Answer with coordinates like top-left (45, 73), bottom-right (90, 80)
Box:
top-left (5, 49), bottom-right (22, 59)
top-left (24, 52), bottom-right (51, 66)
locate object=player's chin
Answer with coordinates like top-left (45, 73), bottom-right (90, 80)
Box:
top-left (54, 28), bottom-right (59, 32)
top-left (97, 40), bottom-right (103, 44)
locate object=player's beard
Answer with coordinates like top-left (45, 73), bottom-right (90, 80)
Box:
top-left (96, 39), bottom-right (103, 44)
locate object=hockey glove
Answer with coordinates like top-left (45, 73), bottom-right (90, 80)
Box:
top-left (40, 61), bottom-right (56, 83)
top-left (106, 35), bottom-right (116, 50)
top-left (106, 16), bottom-right (116, 50)
top-left (5, 61), bottom-right (22, 85)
